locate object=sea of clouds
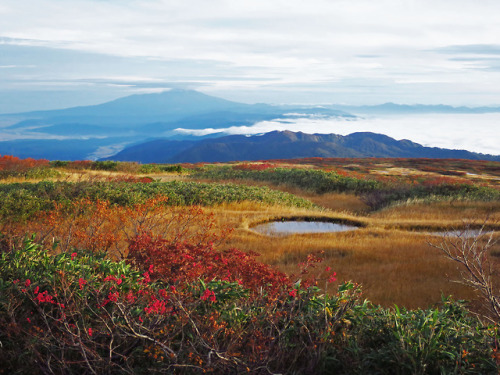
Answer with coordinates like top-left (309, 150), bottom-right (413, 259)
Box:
top-left (175, 113), bottom-right (500, 156)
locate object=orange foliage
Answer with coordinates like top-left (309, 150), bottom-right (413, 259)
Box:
top-left (20, 197), bottom-right (231, 258)
top-left (0, 154), bottom-right (49, 173)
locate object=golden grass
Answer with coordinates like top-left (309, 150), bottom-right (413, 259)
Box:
top-left (58, 170), bottom-right (188, 182)
top-left (0, 169), bottom-right (189, 184)
top-left (192, 177), bottom-right (369, 215)
top-left (294, 192), bottom-right (369, 214)
top-left (372, 201), bottom-right (500, 224)
top-left (206, 199), bottom-right (499, 311)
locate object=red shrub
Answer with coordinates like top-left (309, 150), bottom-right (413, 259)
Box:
top-left (0, 154), bottom-right (49, 173)
top-left (127, 233), bottom-right (290, 295)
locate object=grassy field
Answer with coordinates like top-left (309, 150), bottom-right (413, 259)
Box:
top-left (183, 160), bottom-right (499, 310)
top-left (1, 157), bottom-right (499, 310)
top-left (2, 156), bottom-right (500, 373)
top-left (201, 199), bottom-right (499, 310)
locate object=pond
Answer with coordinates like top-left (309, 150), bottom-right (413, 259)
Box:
top-left (252, 220), bottom-right (359, 236)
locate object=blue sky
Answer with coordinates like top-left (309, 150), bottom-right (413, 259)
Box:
top-left (1, 0), bottom-right (500, 113)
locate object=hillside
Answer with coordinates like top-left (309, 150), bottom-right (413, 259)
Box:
top-left (1, 153), bottom-right (500, 373)
top-left (104, 130), bottom-right (500, 163)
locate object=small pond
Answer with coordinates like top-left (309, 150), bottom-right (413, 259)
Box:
top-left (252, 220), bottom-right (359, 236)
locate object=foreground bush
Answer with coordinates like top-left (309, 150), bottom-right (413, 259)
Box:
top-left (0, 240), bottom-right (498, 374)
top-left (0, 240), bottom-right (355, 374)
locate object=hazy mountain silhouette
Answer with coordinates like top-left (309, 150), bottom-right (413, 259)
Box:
top-left (6, 89), bottom-right (345, 129)
top-left (6, 89), bottom-right (261, 126)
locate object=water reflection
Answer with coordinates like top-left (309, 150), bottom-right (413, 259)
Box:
top-left (252, 220), bottom-right (359, 236)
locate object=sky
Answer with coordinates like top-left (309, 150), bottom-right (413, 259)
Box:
top-left (2, 0), bottom-right (500, 113)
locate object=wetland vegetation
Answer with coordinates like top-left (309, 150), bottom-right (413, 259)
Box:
top-left (1, 155), bottom-right (500, 373)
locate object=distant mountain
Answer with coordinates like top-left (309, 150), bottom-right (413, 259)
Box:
top-left (104, 130), bottom-right (500, 163)
top-left (7, 89), bottom-right (263, 126)
top-left (0, 90), bottom-right (352, 160)
top-left (4, 89), bottom-right (347, 130)
top-left (329, 103), bottom-right (500, 115)
top-left (2, 90), bottom-right (499, 161)
top-left (102, 139), bottom-right (198, 163)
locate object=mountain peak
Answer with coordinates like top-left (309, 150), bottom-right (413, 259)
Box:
top-left (15, 89), bottom-right (251, 124)
top-left (104, 130), bottom-right (500, 163)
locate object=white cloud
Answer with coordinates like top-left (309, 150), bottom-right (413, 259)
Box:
top-left (175, 113), bottom-right (500, 155)
top-left (2, 0), bottom-right (500, 106)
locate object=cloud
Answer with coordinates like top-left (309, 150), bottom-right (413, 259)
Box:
top-left (436, 44), bottom-right (500, 55)
top-left (0, 64), bottom-right (35, 68)
top-left (175, 113), bottom-right (500, 155)
top-left (2, 0), bottom-right (500, 109)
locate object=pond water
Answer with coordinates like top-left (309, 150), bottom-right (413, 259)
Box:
top-left (252, 220), bottom-right (359, 236)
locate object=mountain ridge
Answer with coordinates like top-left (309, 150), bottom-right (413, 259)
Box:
top-left (103, 130), bottom-right (500, 163)
top-left (0, 90), bottom-right (497, 161)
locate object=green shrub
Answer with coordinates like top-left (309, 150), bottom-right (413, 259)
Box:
top-left (139, 164), bottom-right (162, 174)
top-left (162, 164), bottom-right (183, 173)
top-left (0, 180), bottom-right (315, 222)
top-left (327, 299), bottom-right (498, 374)
top-left (92, 160), bottom-right (118, 171)
top-left (49, 160), bottom-right (69, 168)
top-left (0, 240), bottom-right (497, 374)
top-left (192, 166), bottom-right (500, 210)
top-left (192, 166), bottom-right (382, 194)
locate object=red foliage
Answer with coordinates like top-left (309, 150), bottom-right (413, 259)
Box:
top-left (65, 160), bottom-right (93, 170)
top-left (0, 154), bottom-right (49, 173)
top-left (127, 233), bottom-right (290, 295)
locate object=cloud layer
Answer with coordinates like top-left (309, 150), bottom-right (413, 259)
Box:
top-left (175, 113), bottom-right (500, 156)
top-left (2, 0), bottom-right (500, 111)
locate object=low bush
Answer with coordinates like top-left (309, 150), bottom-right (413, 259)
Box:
top-left (192, 166), bottom-right (381, 194)
top-left (0, 240), bottom-right (497, 374)
top-left (0, 239), bottom-right (355, 374)
top-left (192, 165), bottom-right (500, 210)
top-left (0, 180), bottom-right (314, 222)
top-left (92, 160), bottom-right (119, 171)
top-left (0, 154), bottom-right (59, 180)
top-left (139, 164), bottom-right (184, 174)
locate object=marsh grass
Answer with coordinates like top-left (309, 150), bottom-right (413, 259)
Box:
top-left (208, 200), bottom-right (498, 311)
top-left (372, 201), bottom-right (500, 222)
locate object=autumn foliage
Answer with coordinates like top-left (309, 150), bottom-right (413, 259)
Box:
top-left (14, 196), bottom-right (229, 257)
top-left (0, 154), bottom-right (52, 179)
top-left (1, 157), bottom-right (500, 373)
top-left (128, 233), bottom-right (290, 294)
